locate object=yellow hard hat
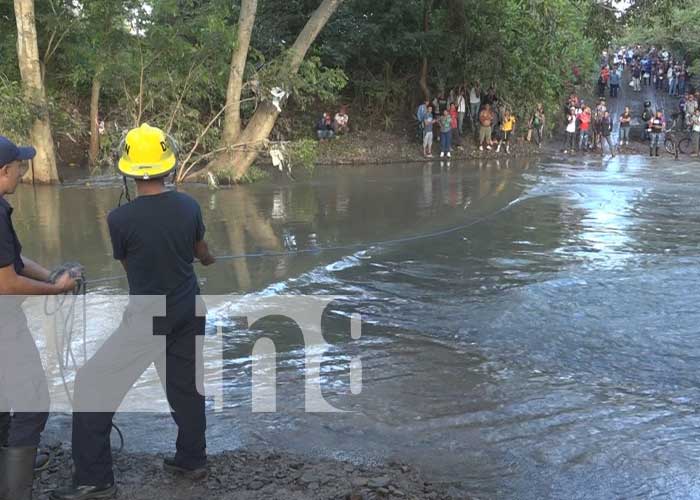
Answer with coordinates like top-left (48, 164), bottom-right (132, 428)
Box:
top-left (117, 124), bottom-right (177, 179)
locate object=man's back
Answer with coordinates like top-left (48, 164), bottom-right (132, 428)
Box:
top-left (107, 190), bottom-right (204, 300)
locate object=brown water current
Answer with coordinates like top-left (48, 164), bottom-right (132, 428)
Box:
top-left (11, 155), bottom-right (700, 499)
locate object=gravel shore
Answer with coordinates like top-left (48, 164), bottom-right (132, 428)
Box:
top-left (34, 443), bottom-right (470, 500)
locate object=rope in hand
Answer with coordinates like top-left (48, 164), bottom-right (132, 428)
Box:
top-left (46, 263), bottom-right (125, 453)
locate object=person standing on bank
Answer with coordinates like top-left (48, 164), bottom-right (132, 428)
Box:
top-left (439, 109), bottom-right (452, 158)
top-left (599, 110), bottom-right (616, 158)
top-left (619, 106), bottom-right (632, 149)
top-left (51, 124), bottom-right (216, 500)
top-left (648, 111), bottom-right (666, 157)
top-left (457, 89), bottom-right (467, 136)
top-left (691, 108), bottom-right (700, 157)
top-left (0, 136), bottom-right (78, 500)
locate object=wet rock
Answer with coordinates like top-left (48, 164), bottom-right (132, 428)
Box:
top-left (368, 476), bottom-right (391, 489)
top-left (247, 480), bottom-right (264, 490)
top-left (447, 485), bottom-right (466, 498)
top-left (351, 477), bottom-right (369, 488)
top-left (300, 471), bottom-right (321, 484)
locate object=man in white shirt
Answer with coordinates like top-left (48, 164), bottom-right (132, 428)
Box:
top-left (457, 90), bottom-right (467, 135)
top-left (469, 83), bottom-right (481, 129)
top-left (691, 109), bottom-right (700, 157)
top-left (334, 106), bottom-right (349, 134)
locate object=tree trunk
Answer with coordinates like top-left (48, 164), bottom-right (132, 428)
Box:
top-left (209, 0), bottom-right (344, 182)
top-left (88, 75), bottom-right (101, 167)
top-left (419, 0), bottom-right (432, 101)
top-left (419, 58), bottom-right (430, 101)
top-left (221, 0), bottom-right (258, 146)
top-left (14, 0), bottom-right (60, 184)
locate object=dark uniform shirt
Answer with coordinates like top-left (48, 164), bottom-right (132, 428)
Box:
top-left (0, 197), bottom-right (24, 275)
top-left (107, 190), bottom-right (205, 327)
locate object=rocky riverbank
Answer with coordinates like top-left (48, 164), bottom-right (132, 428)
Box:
top-left (34, 443), bottom-right (470, 500)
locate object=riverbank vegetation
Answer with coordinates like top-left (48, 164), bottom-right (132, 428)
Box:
top-left (1, 0), bottom-right (664, 184)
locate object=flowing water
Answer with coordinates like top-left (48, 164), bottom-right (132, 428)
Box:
top-left (11, 155), bottom-right (700, 499)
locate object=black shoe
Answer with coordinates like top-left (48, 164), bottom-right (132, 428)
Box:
top-left (163, 457), bottom-right (208, 480)
top-left (50, 483), bottom-right (117, 500)
top-left (34, 449), bottom-right (51, 473)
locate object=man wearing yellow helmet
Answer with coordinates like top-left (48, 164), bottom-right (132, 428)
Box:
top-left (52, 124), bottom-right (215, 500)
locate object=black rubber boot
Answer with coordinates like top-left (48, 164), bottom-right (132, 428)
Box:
top-left (0, 414), bottom-right (8, 447)
top-left (0, 446), bottom-right (37, 500)
top-left (0, 449), bottom-right (4, 500)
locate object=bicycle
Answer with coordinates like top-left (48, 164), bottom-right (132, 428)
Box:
top-left (664, 118), bottom-right (691, 155)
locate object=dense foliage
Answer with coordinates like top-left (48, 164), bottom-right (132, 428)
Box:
top-left (1, 0), bottom-right (614, 170)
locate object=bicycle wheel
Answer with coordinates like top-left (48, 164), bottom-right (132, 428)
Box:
top-left (664, 138), bottom-right (675, 154)
top-left (678, 137), bottom-right (691, 155)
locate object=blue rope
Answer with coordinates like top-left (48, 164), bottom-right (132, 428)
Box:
top-left (86, 196), bottom-right (526, 287)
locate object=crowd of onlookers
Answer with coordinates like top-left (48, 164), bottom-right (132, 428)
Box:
top-left (597, 46), bottom-right (690, 97)
top-left (564, 45), bottom-right (699, 157)
top-left (415, 82), bottom-right (547, 158)
top-left (320, 45), bottom-right (700, 159)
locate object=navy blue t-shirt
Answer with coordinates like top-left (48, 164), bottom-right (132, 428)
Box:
top-left (107, 190), bottom-right (205, 317)
top-left (0, 197), bottom-right (25, 275)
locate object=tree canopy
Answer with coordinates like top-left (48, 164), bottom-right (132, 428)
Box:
top-left (1, 0), bottom-right (632, 182)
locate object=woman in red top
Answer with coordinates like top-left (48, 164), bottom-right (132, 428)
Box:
top-left (578, 106), bottom-right (592, 152)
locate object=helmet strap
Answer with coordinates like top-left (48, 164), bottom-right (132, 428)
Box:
top-left (118, 175), bottom-right (131, 207)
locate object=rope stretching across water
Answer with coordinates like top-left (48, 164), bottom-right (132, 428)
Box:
top-left (46, 194), bottom-right (530, 455)
top-left (85, 195), bottom-right (528, 287)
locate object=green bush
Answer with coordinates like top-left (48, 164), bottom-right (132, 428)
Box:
top-left (0, 77), bottom-right (32, 142)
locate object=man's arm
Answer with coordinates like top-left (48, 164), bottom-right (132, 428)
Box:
top-left (194, 240), bottom-right (216, 266)
top-left (0, 264), bottom-right (75, 295)
top-left (20, 255), bottom-right (51, 282)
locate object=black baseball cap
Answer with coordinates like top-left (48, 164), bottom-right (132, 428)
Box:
top-left (0, 136), bottom-right (36, 167)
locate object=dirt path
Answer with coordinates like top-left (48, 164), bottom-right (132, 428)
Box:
top-left (603, 65), bottom-right (681, 149)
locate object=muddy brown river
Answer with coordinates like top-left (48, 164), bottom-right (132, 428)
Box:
top-left (10, 154), bottom-right (700, 499)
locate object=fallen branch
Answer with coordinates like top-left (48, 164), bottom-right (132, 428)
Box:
top-left (176, 97), bottom-right (257, 183)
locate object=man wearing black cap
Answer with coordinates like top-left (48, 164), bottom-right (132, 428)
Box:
top-left (0, 136), bottom-right (78, 500)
